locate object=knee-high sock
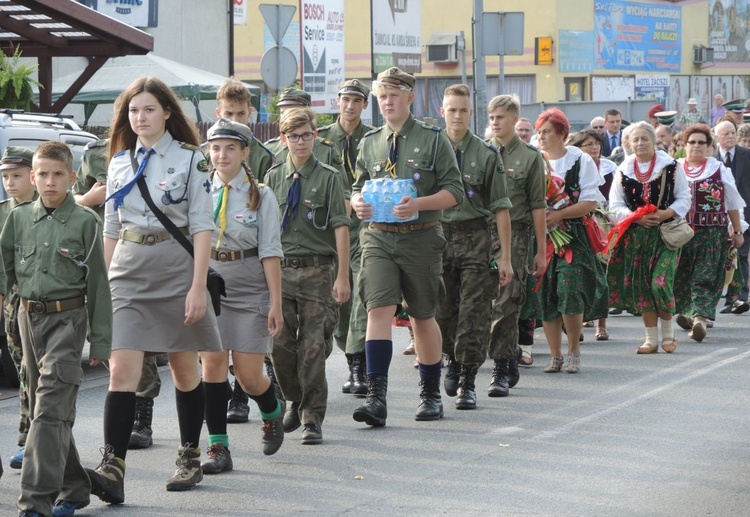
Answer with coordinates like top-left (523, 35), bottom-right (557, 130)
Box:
top-left (103, 391), bottom-right (136, 460)
top-left (175, 384), bottom-right (206, 449)
top-left (203, 381), bottom-right (229, 437)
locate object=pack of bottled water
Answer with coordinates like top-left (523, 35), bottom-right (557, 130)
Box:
top-left (360, 178), bottom-right (418, 223)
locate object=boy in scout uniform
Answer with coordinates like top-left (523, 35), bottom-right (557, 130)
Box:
top-left (0, 146), bottom-right (37, 472)
top-left (436, 85), bottom-right (512, 411)
top-left (317, 79), bottom-right (374, 396)
top-left (350, 67), bottom-right (463, 425)
top-left (265, 107), bottom-right (350, 445)
top-left (0, 141), bottom-right (111, 517)
top-left (486, 95), bottom-right (547, 396)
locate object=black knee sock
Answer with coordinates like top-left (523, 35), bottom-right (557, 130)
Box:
top-left (203, 381), bottom-right (229, 437)
top-left (175, 384), bottom-right (205, 449)
top-left (248, 382), bottom-right (278, 417)
top-left (103, 391), bottom-right (136, 461)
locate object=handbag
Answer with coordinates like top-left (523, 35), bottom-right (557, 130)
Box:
top-left (131, 155), bottom-right (226, 316)
top-left (582, 214), bottom-right (608, 253)
top-left (656, 164), bottom-right (694, 251)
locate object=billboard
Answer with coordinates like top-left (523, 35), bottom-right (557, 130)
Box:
top-left (80, 0), bottom-right (158, 28)
top-left (709, 0), bottom-right (749, 63)
top-left (301, 0), bottom-right (346, 113)
top-left (371, 0), bottom-right (422, 74)
top-left (594, 1), bottom-right (681, 72)
top-left (558, 30), bottom-right (594, 73)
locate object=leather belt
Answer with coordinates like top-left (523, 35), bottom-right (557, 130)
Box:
top-left (211, 248), bottom-right (259, 262)
top-left (370, 221), bottom-right (440, 234)
top-left (441, 218), bottom-right (488, 233)
top-left (281, 256), bottom-right (334, 268)
top-left (119, 227), bottom-right (189, 245)
top-left (21, 295), bottom-right (85, 315)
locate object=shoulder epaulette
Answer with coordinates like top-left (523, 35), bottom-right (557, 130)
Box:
top-left (76, 204), bottom-right (101, 220)
top-left (320, 139), bottom-right (335, 147)
top-left (265, 136), bottom-right (281, 145)
top-left (420, 122), bottom-right (441, 132)
top-left (86, 139), bottom-right (108, 150)
top-left (479, 138), bottom-right (498, 153)
top-left (252, 137), bottom-right (275, 157)
top-left (363, 124), bottom-right (376, 133)
top-left (266, 162), bottom-right (283, 173)
top-left (524, 142), bottom-right (539, 151)
top-left (362, 126), bottom-right (383, 138)
top-left (317, 161), bottom-right (341, 175)
top-left (113, 150), bottom-right (127, 158)
top-left (317, 123), bottom-right (335, 132)
top-left (180, 142), bottom-right (201, 152)
top-left (0, 198), bottom-right (12, 206)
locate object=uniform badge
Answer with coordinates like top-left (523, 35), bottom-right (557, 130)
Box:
top-left (467, 188), bottom-right (475, 198)
top-left (414, 148), bottom-right (420, 153)
top-left (515, 160), bottom-right (521, 165)
top-left (162, 194), bottom-right (171, 205)
top-left (471, 162), bottom-right (476, 167)
top-left (167, 167), bottom-right (175, 174)
top-left (413, 172), bottom-right (421, 181)
top-left (312, 187), bottom-right (318, 193)
top-left (306, 212), bottom-right (313, 220)
top-left (197, 159), bottom-right (209, 172)
top-left (203, 179), bottom-right (211, 193)
top-left (374, 165), bottom-right (381, 172)
top-left (464, 174), bottom-right (471, 181)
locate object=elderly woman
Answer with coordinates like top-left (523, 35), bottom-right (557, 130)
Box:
top-left (535, 109), bottom-right (608, 373)
top-left (608, 121), bottom-right (691, 354)
top-left (674, 124), bottom-right (745, 341)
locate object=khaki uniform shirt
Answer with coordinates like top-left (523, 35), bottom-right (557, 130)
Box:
top-left (0, 193), bottom-right (112, 359)
top-left (265, 155), bottom-right (349, 258)
top-left (442, 131), bottom-right (510, 223)
top-left (489, 135), bottom-right (546, 224)
top-left (201, 135), bottom-right (275, 183)
top-left (0, 192), bottom-right (38, 229)
top-left (73, 139), bottom-right (109, 219)
top-left (353, 114), bottom-right (464, 223)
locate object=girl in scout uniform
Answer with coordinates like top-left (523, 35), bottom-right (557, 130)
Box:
top-left (87, 76), bottom-right (222, 501)
top-left (198, 119), bottom-right (285, 474)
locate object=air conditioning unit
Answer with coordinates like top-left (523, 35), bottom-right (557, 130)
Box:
top-left (426, 33), bottom-right (459, 63)
top-left (693, 45), bottom-right (714, 64)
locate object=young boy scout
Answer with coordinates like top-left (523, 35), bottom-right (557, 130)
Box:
top-left (486, 95), bottom-right (547, 395)
top-left (0, 141), bottom-right (111, 517)
top-left (0, 146), bottom-right (37, 471)
top-left (350, 67), bottom-right (463, 425)
top-left (317, 79), bottom-right (374, 396)
top-left (265, 107), bottom-right (350, 445)
top-left (436, 85), bottom-right (512, 411)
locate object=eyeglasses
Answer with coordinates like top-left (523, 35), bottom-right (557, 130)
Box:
top-left (686, 140), bottom-right (708, 145)
top-left (580, 141), bottom-right (601, 148)
top-left (285, 131), bottom-right (315, 143)
top-left (592, 126), bottom-right (605, 129)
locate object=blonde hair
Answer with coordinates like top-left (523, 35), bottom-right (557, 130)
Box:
top-left (488, 94), bottom-right (520, 116)
top-left (444, 84), bottom-right (470, 98)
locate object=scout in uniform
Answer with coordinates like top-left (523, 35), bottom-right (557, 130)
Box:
top-left (197, 119), bottom-right (286, 475)
top-left (436, 84), bottom-right (512, 411)
top-left (487, 94), bottom-right (547, 394)
top-left (86, 77), bottom-right (222, 500)
top-left (722, 98), bottom-right (746, 125)
top-left (317, 78), bottom-right (374, 396)
top-left (0, 146), bottom-right (37, 472)
top-left (0, 141), bottom-right (112, 517)
top-left (265, 107), bottom-right (350, 445)
top-left (350, 67), bottom-right (463, 425)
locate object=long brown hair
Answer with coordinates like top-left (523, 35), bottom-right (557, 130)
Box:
top-left (108, 76), bottom-right (200, 161)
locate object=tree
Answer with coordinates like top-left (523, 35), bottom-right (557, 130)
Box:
top-left (0, 46), bottom-right (41, 110)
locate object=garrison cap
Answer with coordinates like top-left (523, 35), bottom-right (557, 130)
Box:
top-left (654, 110), bottom-right (677, 127)
top-left (647, 104), bottom-right (666, 119)
top-left (277, 88), bottom-right (312, 107)
top-left (338, 79), bottom-right (370, 99)
top-left (207, 118), bottom-right (252, 144)
top-left (374, 67), bottom-right (415, 90)
top-left (722, 98), bottom-right (746, 113)
top-left (0, 146), bottom-right (33, 170)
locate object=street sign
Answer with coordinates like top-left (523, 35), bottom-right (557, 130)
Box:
top-left (259, 3), bottom-right (296, 45)
top-left (481, 12), bottom-right (524, 56)
top-left (260, 45), bottom-right (298, 90)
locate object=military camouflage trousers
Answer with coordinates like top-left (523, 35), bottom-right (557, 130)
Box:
top-left (436, 220), bottom-right (494, 368)
top-left (272, 263), bottom-right (338, 426)
top-left (5, 291), bottom-right (29, 446)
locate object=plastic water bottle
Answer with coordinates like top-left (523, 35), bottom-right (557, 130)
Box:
top-left (361, 181), bottom-right (374, 222)
top-left (393, 179), bottom-right (418, 222)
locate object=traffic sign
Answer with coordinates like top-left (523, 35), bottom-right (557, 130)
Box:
top-left (260, 45), bottom-right (297, 91)
top-left (259, 3), bottom-right (296, 46)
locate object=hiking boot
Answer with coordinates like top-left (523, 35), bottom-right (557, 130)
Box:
top-left (488, 359), bottom-right (510, 397)
top-left (166, 445), bottom-right (202, 491)
top-left (508, 346), bottom-right (521, 388)
top-left (52, 499), bottom-right (90, 517)
top-left (265, 359), bottom-right (286, 405)
top-left (262, 409), bottom-right (285, 455)
top-left (353, 375), bottom-right (388, 427)
top-left (227, 381), bottom-right (250, 423)
top-left (282, 401), bottom-right (301, 433)
top-left (301, 423), bottom-right (323, 445)
top-left (10, 446), bottom-right (24, 469)
top-left (350, 352), bottom-right (367, 396)
top-left (85, 446), bottom-right (125, 505)
top-left (342, 354), bottom-right (354, 394)
top-left (128, 397), bottom-right (153, 449)
top-left (415, 378), bottom-right (444, 421)
top-left (443, 356), bottom-right (461, 397)
top-left (200, 444), bottom-right (233, 475)
top-left (455, 365), bottom-right (478, 410)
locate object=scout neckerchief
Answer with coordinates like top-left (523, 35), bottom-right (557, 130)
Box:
top-left (384, 132), bottom-right (400, 178)
top-left (106, 147), bottom-right (155, 210)
top-left (342, 134), bottom-right (356, 178)
top-left (281, 158), bottom-right (304, 232)
top-left (213, 175), bottom-right (249, 249)
top-left (453, 144), bottom-right (462, 168)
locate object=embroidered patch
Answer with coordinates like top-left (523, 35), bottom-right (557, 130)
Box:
top-left (197, 159), bottom-right (209, 172)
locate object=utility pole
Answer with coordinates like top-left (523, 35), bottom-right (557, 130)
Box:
top-left (472, 0), bottom-right (487, 135)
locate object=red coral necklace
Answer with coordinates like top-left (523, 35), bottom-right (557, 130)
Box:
top-left (633, 154), bottom-right (656, 182)
top-left (684, 159), bottom-right (707, 179)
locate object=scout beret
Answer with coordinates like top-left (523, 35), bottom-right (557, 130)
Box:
top-left (277, 88), bottom-right (312, 107)
top-left (654, 110), bottom-right (677, 126)
top-left (647, 104), bottom-right (666, 119)
top-left (207, 118), bottom-right (252, 144)
top-left (338, 79), bottom-right (370, 99)
top-left (374, 67), bottom-right (415, 90)
top-left (0, 146), bottom-right (34, 170)
top-left (722, 98), bottom-right (746, 113)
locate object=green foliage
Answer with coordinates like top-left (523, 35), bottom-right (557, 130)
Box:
top-left (0, 46), bottom-right (41, 110)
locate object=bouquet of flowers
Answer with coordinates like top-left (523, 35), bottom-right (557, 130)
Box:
top-left (545, 174), bottom-right (573, 257)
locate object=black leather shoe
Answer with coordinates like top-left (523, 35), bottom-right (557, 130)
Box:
top-left (301, 423), bottom-right (323, 445)
top-left (720, 302), bottom-right (734, 314)
top-left (353, 375), bottom-right (388, 427)
top-left (350, 353), bottom-right (368, 396)
top-left (455, 366), bottom-right (478, 410)
top-left (732, 300), bottom-right (750, 314)
top-left (415, 378), bottom-right (443, 420)
top-left (282, 401), bottom-right (301, 433)
top-left (488, 359), bottom-right (510, 397)
top-left (443, 356), bottom-right (461, 397)
top-left (227, 381), bottom-right (250, 424)
top-left (507, 347), bottom-right (521, 389)
top-left (609, 308), bottom-right (623, 315)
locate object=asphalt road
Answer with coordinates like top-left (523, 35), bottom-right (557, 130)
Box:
top-left (1, 310), bottom-right (749, 516)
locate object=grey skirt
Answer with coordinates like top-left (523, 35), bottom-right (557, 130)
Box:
top-left (110, 237), bottom-right (222, 353)
top-left (211, 254), bottom-right (273, 354)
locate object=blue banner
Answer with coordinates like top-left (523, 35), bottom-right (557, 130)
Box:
top-left (594, 1), bottom-right (681, 72)
top-left (559, 30), bottom-right (595, 73)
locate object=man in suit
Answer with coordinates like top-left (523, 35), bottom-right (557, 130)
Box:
top-left (601, 108), bottom-right (622, 157)
top-left (715, 119), bottom-right (750, 314)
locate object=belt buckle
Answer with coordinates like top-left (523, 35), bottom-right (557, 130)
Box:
top-left (291, 258), bottom-right (300, 267)
top-left (218, 251), bottom-right (229, 261)
top-left (450, 223), bottom-right (460, 232)
top-left (144, 234), bottom-right (157, 245)
top-left (30, 301), bottom-right (46, 314)
top-left (398, 224), bottom-right (409, 234)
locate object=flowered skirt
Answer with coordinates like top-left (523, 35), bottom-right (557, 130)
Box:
top-left (674, 225), bottom-right (728, 320)
top-left (539, 220), bottom-right (609, 321)
top-left (607, 224), bottom-right (680, 314)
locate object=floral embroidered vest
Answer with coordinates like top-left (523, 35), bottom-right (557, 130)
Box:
top-left (688, 166), bottom-right (727, 227)
top-left (622, 161), bottom-right (677, 212)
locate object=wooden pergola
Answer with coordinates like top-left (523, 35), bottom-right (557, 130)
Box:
top-left (0, 0), bottom-right (153, 112)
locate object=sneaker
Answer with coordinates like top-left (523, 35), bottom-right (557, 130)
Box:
top-left (200, 444), bottom-right (233, 475)
top-left (166, 445), bottom-right (203, 491)
top-left (52, 499), bottom-right (90, 517)
top-left (10, 446), bottom-right (24, 469)
top-left (300, 423), bottom-right (323, 445)
top-left (262, 412), bottom-right (285, 455)
top-left (227, 381), bottom-right (250, 424)
top-left (85, 446), bottom-right (125, 505)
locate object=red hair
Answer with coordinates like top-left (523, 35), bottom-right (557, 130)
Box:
top-left (535, 108), bottom-right (569, 138)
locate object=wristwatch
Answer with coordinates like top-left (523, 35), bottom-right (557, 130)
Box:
top-left (734, 231), bottom-right (743, 235)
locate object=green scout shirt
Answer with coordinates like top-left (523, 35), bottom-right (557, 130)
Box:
top-left (0, 192), bottom-right (38, 230)
top-left (0, 193), bottom-right (112, 359)
top-left (489, 135), bottom-right (546, 224)
top-left (442, 131), bottom-right (510, 223)
top-left (353, 114), bottom-right (464, 224)
top-left (73, 138), bottom-right (109, 219)
top-left (201, 135), bottom-right (275, 182)
top-left (265, 155), bottom-right (349, 258)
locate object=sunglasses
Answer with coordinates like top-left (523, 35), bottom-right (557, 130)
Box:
top-left (686, 140), bottom-right (707, 145)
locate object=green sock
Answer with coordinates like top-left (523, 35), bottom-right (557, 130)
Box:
top-left (208, 434), bottom-right (229, 448)
top-left (259, 399), bottom-right (282, 421)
